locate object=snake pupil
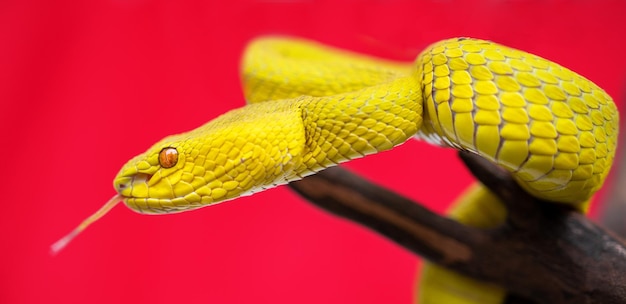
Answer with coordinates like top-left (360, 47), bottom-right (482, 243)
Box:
top-left (159, 147), bottom-right (178, 168)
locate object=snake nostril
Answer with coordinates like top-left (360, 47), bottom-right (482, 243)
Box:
top-left (114, 182), bottom-right (128, 194)
top-left (114, 177), bottom-right (131, 194)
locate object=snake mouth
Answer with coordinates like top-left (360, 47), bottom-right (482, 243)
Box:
top-left (115, 173), bottom-right (201, 214)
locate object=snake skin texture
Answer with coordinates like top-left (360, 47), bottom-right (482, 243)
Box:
top-left (418, 39), bottom-right (617, 203)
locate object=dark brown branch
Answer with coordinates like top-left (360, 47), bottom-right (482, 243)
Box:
top-left (288, 152), bottom-right (626, 304)
top-left (289, 159), bottom-right (487, 264)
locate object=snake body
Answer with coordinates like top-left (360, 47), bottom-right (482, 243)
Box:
top-left (109, 37), bottom-right (617, 302)
top-left (114, 37), bottom-right (617, 212)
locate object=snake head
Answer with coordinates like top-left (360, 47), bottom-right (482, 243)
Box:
top-left (52, 102), bottom-right (306, 253)
top-left (113, 101), bottom-right (307, 214)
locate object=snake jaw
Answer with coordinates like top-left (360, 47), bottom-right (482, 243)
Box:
top-left (114, 166), bottom-right (180, 214)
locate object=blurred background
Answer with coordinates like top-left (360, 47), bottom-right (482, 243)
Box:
top-left (1, 0), bottom-right (625, 303)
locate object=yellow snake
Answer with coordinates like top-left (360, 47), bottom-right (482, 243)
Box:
top-left (53, 37), bottom-right (619, 303)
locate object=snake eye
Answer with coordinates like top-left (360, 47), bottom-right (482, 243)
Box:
top-left (159, 147), bottom-right (178, 168)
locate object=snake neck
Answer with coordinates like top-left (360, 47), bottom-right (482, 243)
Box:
top-left (242, 37), bottom-right (426, 179)
top-left (288, 75), bottom-right (424, 179)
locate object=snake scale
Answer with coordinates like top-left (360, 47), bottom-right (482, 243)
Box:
top-left (54, 37), bottom-right (619, 303)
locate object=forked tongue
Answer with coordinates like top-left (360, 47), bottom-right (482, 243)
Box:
top-left (50, 194), bottom-right (123, 255)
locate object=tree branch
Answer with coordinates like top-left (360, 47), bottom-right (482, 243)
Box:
top-left (288, 152), bottom-right (626, 304)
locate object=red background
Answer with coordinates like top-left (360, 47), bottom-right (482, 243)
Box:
top-left (1, 1), bottom-right (625, 303)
